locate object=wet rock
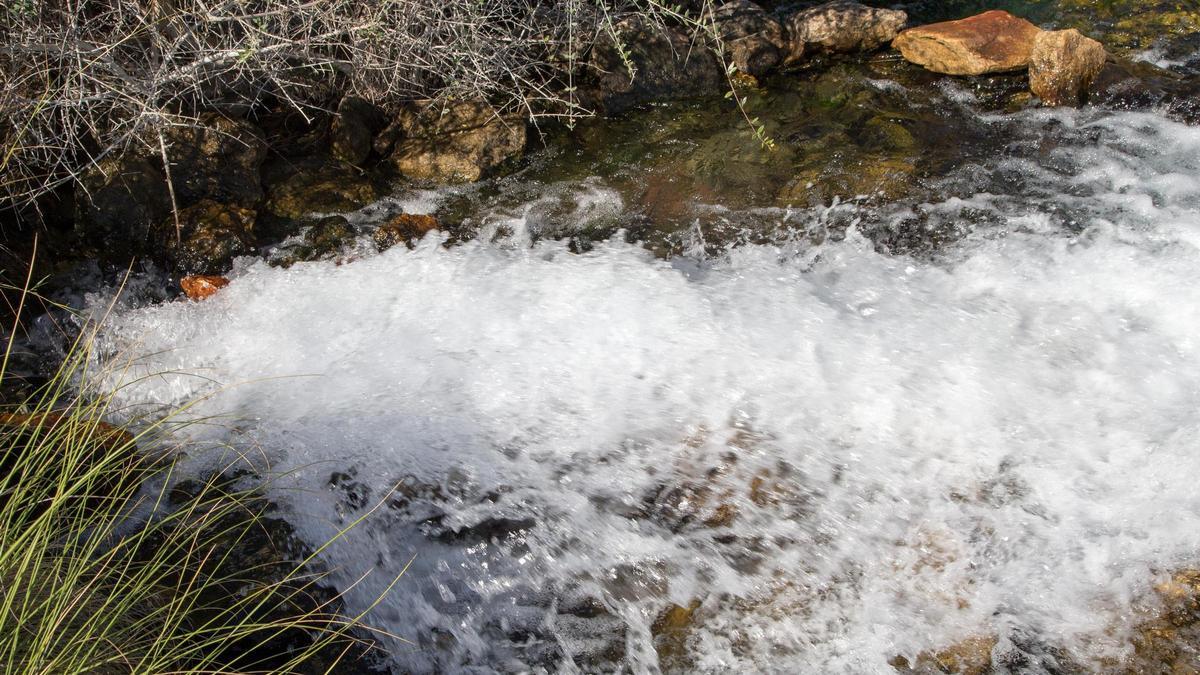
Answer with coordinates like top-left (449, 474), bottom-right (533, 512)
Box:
top-left (1086, 58), bottom-right (1200, 123)
top-left (892, 10), bottom-right (1043, 75)
top-left (891, 634), bottom-right (998, 675)
top-left (652, 600), bottom-right (703, 672)
top-left (162, 199), bottom-right (256, 274)
top-left (75, 154), bottom-right (171, 259)
top-left (330, 96), bottom-right (385, 165)
top-left (269, 216), bottom-right (356, 268)
top-left (163, 113), bottom-right (267, 206)
top-left (180, 274), bottom-right (230, 301)
top-left (1124, 569), bottom-right (1200, 674)
top-left (585, 15), bottom-right (724, 114)
top-left (372, 213), bottom-right (440, 251)
top-left (427, 516), bottom-right (536, 544)
top-left (1051, 0), bottom-right (1200, 69)
top-left (381, 100), bottom-right (526, 183)
top-left (1029, 29), bottom-right (1107, 106)
top-left (713, 0), bottom-right (786, 78)
top-left (260, 158), bottom-right (381, 238)
top-left (783, 1), bottom-right (908, 64)
top-left (328, 468), bottom-right (372, 514)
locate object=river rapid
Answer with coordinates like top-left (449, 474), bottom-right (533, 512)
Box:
top-left (79, 50), bottom-right (1200, 674)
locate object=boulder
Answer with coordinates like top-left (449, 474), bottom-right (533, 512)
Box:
top-left (260, 158), bottom-right (381, 239)
top-left (161, 199), bottom-right (256, 274)
top-left (892, 10), bottom-right (1043, 75)
top-left (713, 1), bottom-right (786, 78)
top-left (1029, 29), bottom-right (1107, 106)
top-left (585, 15), bottom-right (724, 113)
top-left (163, 113), bottom-right (267, 206)
top-left (330, 96), bottom-right (385, 165)
top-left (372, 213), bottom-right (440, 251)
top-left (784, 1), bottom-right (908, 64)
top-left (380, 100), bottom-right (527, 183)
top-left (180, 274), bottom-right (230, 301)
top-left (75, 154), bottom-right (171, 258)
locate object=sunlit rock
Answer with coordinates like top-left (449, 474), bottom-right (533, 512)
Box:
top-left (180, 274), bottom-right (230, 301)
top-left (260, 157), bottom-right (381, 238)
top-left (379, 99), bottom-right (527, 183)
top-left (783, 1), bottom-right (908, 64)
top-left (1029, 29), bottom-right (1108, 106)
top-left (712, 0), bottom-right (786, 78)
top-left (372, 213), bottom-right (440, 252)
top-left (892, 11), bottom-right (1043, 75)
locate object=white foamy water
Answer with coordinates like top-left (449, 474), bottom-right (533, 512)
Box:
top-left (89, 109), bottom-right (1200, 673)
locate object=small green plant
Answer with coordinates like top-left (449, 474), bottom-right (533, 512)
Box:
top-left (0, 253), bottom-right (400, 674)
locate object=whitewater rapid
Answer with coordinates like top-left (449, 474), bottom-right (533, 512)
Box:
top-left (89, 108), bottom-right (1200, 672)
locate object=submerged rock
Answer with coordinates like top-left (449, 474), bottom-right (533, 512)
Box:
top-left (1029, 29), bottom-right (1108, 106)
top-left (586, 15), bottom-right (724, 113)
top-left (892, 10), bottom-right (1043, 75)
top-left (162, 199), bottom-right (256, 274)
top-left (180, 274), bottom-right (230, 301)
top-left (380, 100), bottom-right (526, 183)
top-left (890, 634), bottom-right (997, 675)
top-left (783, 1), bottom-right (908, 63)
top-left (1086, 58), bottom-right (1200, 123)
top-left (1124, 569), bottom-right (1200, 673)
top-left (713, 0), bottom-right (786, 78)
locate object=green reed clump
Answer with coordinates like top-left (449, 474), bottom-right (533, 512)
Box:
top-left (0, 290), bottom-right (395, 674)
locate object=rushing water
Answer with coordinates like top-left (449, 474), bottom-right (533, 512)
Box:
top-left (81, 73), bottom-right (1200, 672)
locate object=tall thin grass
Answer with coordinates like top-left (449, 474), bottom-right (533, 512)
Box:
top-left (0, 268), bottom-right (398, 674)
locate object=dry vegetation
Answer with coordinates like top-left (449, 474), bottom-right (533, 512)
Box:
top-left (0, 0), bottom-right (718, 217)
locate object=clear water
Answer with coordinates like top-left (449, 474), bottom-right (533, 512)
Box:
top-left (84, 94), bottom-right (1200, 672)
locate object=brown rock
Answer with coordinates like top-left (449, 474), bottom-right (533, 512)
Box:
top-left (713, 0), bottom-right (786, 78)
top-left (181, 274), bottom-right (230, 301)
top-left (652, 600), bottom-right (702, 671)
top-left (330, 96), bottom-right (385, 165)
top-left (162, 200), bottom-right (256, 274)
top-left (892, 10), bottom-right (1043, 75)
top-left (372, 213), bottom-right (440, 251)
top-left (163, 113), bottom-right (267, 206)
top-left (585, 15), bottom-right (724, 114)
top-left (891, 634), bottom-right (997, 675)
top-left (1028, 29), bottom-right (1107, 106)
top-left (384, 100), bottom-right (526, 183)
top-left (784, 1), bottom-right (908, 64)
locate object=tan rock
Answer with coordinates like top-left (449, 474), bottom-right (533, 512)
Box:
top-left (891, 634), bottom-right (997, 675)
top-left (713, 0), bottom-right (786, 78)
top-left (784, 1), bottom-right (907, 64)
top-left (181, 274), bottom-right (230, 301)
top-left (385, 100), bottom-right (526, 183)
top-left (1028, 29), bottom-right (1107, 106)
top-left (892, 10), bottom-right (1043, 75)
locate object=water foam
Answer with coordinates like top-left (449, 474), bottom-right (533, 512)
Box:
top-left (90, 110), bottom-right (1200, 672)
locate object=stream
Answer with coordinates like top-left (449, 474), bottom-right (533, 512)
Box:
top-left (73, 40), bottom-right (1200, 674)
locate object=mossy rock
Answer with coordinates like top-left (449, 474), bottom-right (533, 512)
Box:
top-left (259, 158), bottom-right (382, 241)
